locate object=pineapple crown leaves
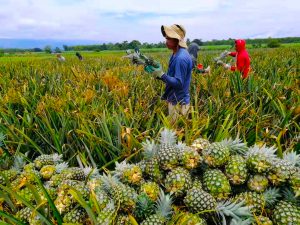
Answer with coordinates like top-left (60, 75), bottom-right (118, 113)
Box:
top-left (155, 189), bottom-right (173, 220)
top-left (283, 151), bottom-right (300, 167)
top-left (220, 137), bottom-right (248, 155)
top-left (244, 144), bottom-right (277, 161)
top-left (281, 188), bottom-right (300, 206)
top-left (176, 141), bottom-right (191, 152)
top-left (263, 187), bottom-right (281, 207)
top-left (142, 139), bottom-right (158, 159)
top-left (51, 153), bottom-right (63, 163)
top-left (114, 160), bottom-right (131, 176)
top-left (55, 162), bottom-right (69, 173)
top-left (83, 166), bottom-right (100, 179)
top-left (100, 173), bottom-right (122, 193)
top-left (159, 128), bottom-right (177, 145)
top-left (230, 218), bottom-right (253, 225)
top-left (11, 154), bottom-right (27, 171)
top-left (216, 200), bottom-right (253, 225)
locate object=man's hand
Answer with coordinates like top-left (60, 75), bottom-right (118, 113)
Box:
top-left (144, 63), bottom-right (164, 78)
top-left (223, 63), bottom-right (231, 69)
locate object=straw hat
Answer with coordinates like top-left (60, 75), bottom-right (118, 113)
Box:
top-left (161, 24), bottom-right (187, 48)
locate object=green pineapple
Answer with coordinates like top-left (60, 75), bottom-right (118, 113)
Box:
top-left (15, 207), bottom-right (32, 223)
top-left (192, 178), bottom-right (203, 189)
top-left (247, 174), bottom-right (269, 193)
top-left (157, 128), bottom-right (179, 170)
top-left (225, 154), bottom-right (248, 185)
top-left (190, 137), bottom-right (210, 153)
top-left (100, 174), bottom-right (137, 213)
top-left (202, 169), bottom-right (231, 200)
top-left (164, 167), bottom-right (192, 197)
top-left (63, 207), bottom-right (86, 223)
top-left (253, 215), bottom-right (273, 225)
top-left (116, 214), bottom-right (132, 225)
top-left (134, 193), bottom-right (156, 222)
top-left (33, 153), bottom-right (63, 169)
top-left (60, 167), bottom-right (86, 181)
top-left (177, 142), bottom-right (202, 170)
top-left (93, 187), bottom-right (111, 210)
top-left (268, 151), bottom-right (300, 186)
top-left (0, 169), bottom-right (18, 185)
top-left (184, 187), bottom-right (252, 224)
top-left (142, 139), bottom-right (164, 182)
top-left (114, 160), bottom-right (143, 185)
top-left (272, 201), bottom-right (300, 225)
top-left (244, 144), bottom-right (277, 173)
top-left (141, 190), bottom-right (173, 225)
top-left (174, 212), bottom-right (207, 225)
top-left (140, 181), bottom-right (160, 202)
top-left (202, 137), bottom-right (248, 168)
top-left (96, 200), bottom-right (116, 225)
top-left (234, 188), bottom-right (280, 214)
top-left (290, 168), bottom-right (300, 197)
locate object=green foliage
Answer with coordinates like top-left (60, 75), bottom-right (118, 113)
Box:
top-left (0, 49), bottom-right (4, 57)
top-left (44, 45), bottom-right (52, 53)
top-left (267, 39), bottom-right (281, 48)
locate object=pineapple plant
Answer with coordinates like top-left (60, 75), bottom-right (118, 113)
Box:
top-left (164, 167), bottom-right (192, 197)
top-left (202, 169), bottom-right (231, 200)
top-left (140, 190), bottom-right (173, 225)
top-left (157, 128), bottom-right (179, 170)
top-left (225, 154), bottom-right (248, 185)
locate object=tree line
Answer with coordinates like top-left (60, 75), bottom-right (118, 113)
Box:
top-left (1, 37), bottom-right (300, 54)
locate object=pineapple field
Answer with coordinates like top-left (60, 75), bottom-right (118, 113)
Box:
top-left (0, 47), bottom-right (299, 225)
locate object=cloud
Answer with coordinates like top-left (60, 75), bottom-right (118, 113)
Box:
top-left (0, 0), bottom-right (299, 43)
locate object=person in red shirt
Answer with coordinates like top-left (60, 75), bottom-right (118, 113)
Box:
top-left (220, 39), bottom-right (251, 78)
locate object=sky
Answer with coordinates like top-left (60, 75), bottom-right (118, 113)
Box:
top-left (1, 0), bottom-right (299, 44)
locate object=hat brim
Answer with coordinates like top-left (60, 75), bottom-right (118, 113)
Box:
top-left (161, 25), bottom-right (187, 48)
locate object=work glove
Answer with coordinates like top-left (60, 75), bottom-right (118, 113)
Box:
top-left (144, 64), bottom-right (164, 78)
top-left (220, 50), bottom-right (230, 59)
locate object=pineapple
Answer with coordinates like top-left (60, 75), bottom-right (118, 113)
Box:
top-left (140, 190), bottom-right (173, 225)
top-left (15, 207), bottom-right (32, 223)
top-left (114, 160), bottom-right (143, 185)
top-left (177, 142), bottom-right (202, 170)
top-left (140, 181), bottom-right (160, 201)
top-left (63, 207), bottom-right (87, 223)
top-left (116, 214), bottom-right (132, 225)
top-left (93, 187), bottom-right (111, 210)
top-left (184, 187), bottom-right (217, 213)
top-left (100, 174), bottom-right (137, 213)
top-left (164, 167), bottom-right (192, 197)
top-left (96, 200), bottom-right (116, 225)
top-left (244, 144), bottom-right (277, 173)
top-left (142, 139), bottom-right (164, 182)
top-left (33, 153), bottom-right (63, 169)
top-left (184, 187), bottom-right (252, 224)
top-left (234, 188), bottom-right (281, 214)
top-left (253, 215), bottom-right (273, 225)
top-left (290, 168), bottom-right (300, 197)
top-left (190, 137), bottom-right (210, 153)
top-left (272, 201), bottom-right (300, 224)
top-left (202, 169), bottom-right (231, 200)
top-left (60, 167), bottom-right (86, 181)
top-left (0, 169), bottom-right (18, 185)
top-left (225, 154), bottom-right (248, 185)
top-left (247, 174), bottom-right (269, 193)
top-left (134, 192), bottom-right (156, 222)
top-left (157, 128), bottom-right (179, 170)
top-left (174, 212), bottom-right (207, 225)
top-left (39, 162), bottom-right (68, 180)
top-left (202, 137), bottom-right (248, 168)
top-left (268, 151), bottom-right (300, 186)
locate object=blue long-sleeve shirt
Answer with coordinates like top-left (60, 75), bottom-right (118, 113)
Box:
top-left (160, 47), bottom-right (193, 105)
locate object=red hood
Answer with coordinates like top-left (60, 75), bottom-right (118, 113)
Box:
top-left (235, 39), bottom-right (246, 52)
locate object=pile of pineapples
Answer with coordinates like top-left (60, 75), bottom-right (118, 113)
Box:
top-left (0, 128), bottom-right (300, 225)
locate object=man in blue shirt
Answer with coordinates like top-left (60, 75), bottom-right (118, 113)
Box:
top-left (145, 24), bottom-right (193, 123)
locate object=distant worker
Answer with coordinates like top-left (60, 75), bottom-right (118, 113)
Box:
top-left (144, 24), bottom-right (193, 123)
top-left (56, 53), bottom-right (66, 62)
top-left (217, 39), bottom-right (251, 79)
top-left (188, 42), bottom-right (210, 74)
top-left (75, 52), bottom-right (83, 61)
